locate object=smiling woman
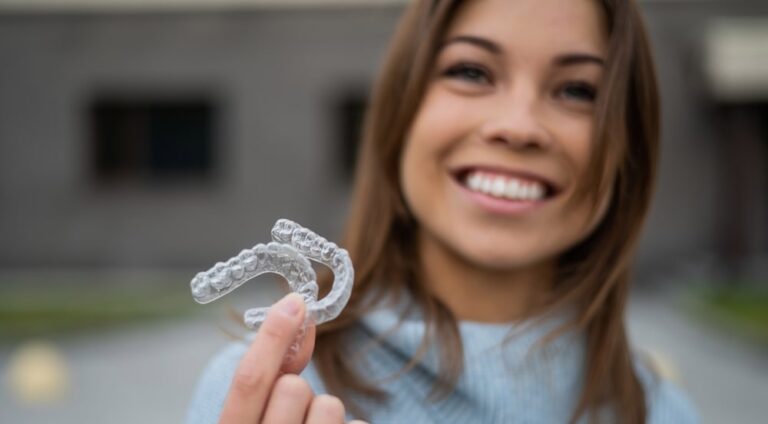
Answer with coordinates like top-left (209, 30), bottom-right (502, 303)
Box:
top-left (401, 0), bottom-right (611, 283)
top-left (187, 1), bottom-right (699, 423)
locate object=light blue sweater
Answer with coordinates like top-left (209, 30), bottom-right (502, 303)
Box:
top-left (187, 298), bottom-right (699, 423)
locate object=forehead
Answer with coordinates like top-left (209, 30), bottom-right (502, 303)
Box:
top-left (444, 0), bottom-right (608, 55)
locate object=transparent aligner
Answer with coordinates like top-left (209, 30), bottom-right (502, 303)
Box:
top-left (271, 219), bottom-right (355, 326)
top-left (190, 241), bottom-right (317, 312)
top-left (190, 219), bottom-right (354, 359)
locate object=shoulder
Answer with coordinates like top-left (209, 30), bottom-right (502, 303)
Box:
top-left (184, 340), bottom-right (328, 424)
top-left (185, 341), bottom-right (247, 424)
top-left (633, 353), bottom-right (701, 424)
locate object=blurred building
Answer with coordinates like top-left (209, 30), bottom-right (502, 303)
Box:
top-left (0, 0), bottom-right (766, 279)
top-left (0, 0), bottom-right (406, 271)
top-left (641, 0), bottom-right (768, 280)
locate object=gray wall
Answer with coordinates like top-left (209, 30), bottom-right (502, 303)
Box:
top-left (637, 1), bottom-right (768, 272)
top-left (0, 8), bottom-right (400, 269)
top-left (0, 2), bottom-right (765, 274)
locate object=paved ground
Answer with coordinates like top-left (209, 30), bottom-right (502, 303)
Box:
top-left (1, 284), bottom-right (766, 424)
top-left (627, 289), bottom-right (768, 424)
top-left (0, 281), bottom-right (286, 424)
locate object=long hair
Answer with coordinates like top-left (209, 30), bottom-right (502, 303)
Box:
top-left (313, 1), bottom-right (660, 422)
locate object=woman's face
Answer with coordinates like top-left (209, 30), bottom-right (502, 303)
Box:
top-left (400, 0), bottom-right (610, 271)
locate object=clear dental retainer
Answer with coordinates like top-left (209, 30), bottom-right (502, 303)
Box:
top-left (190, 219), bottom-right (354, 331)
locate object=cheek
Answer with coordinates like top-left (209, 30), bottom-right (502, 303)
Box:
top-left (582, 181), bottom-right (614, 236)
top-left (552, 170), bottom-right (614, 261)
top-left (559, 118), bottom-right (593, 165)
top-left (550, 115), bottom-right (595, 200)
top-left (400, 92), bottom-right (462, 187)
top-left (399, 123), bottom-right (433, 212)
top-left (407, 88), bottom-right (474, 151)
top-left (548, 119), bottom-right (608, 245)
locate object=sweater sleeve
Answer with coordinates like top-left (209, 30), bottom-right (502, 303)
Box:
top-left (185, 341), bottom-right (248, 424)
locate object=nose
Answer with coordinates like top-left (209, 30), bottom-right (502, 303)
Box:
top-left (477, 86), bottom-right (551, 151)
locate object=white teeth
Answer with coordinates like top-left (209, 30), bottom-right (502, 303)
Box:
top-left (468, 173), bottom-right (482, 191)
top-left (463, 171), bottom-right (547, 201)
top-left (505, 179), bottom-right (520, 198)
top-left (492, 178), bottom-right (506, 196)
top-left (481, 178), bottom-right (493, 193)
top-left (530, 184), bottom-right (544, 199)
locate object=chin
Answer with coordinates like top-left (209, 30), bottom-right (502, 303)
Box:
top-left (450, 238), bottom-right (555, 272)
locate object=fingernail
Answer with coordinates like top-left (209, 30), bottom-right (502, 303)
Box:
top-left (278, 293), bottom-right (302, 317)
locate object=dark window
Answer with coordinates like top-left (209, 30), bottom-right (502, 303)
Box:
top-left (89, 97), bottom-right (216, 184)
top-left (335, 92), bottom-right (367, 180)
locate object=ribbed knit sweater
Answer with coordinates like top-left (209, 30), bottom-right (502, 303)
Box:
top-left (186, 298), bottom-right (699, 423)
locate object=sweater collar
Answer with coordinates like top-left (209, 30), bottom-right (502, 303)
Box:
top-left (357, 292), bottom-right (585, 382)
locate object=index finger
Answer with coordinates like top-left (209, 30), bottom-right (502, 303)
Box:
top-left (219, 293), bottom-right (306, 424)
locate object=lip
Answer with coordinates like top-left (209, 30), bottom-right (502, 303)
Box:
top-left (453, 179), bottom-right (552, 215)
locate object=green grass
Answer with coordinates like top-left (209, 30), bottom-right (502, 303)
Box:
top-left (691, 285), bottom-right (768, 346)
top-left (0, 282), bottom-right (201, 339)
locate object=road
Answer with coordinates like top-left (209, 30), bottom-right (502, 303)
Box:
top-left (1, 284), bottom-right (766, 424)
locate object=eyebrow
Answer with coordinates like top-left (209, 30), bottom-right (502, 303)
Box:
top-left (440, 35), bottom-right (605, 67)
top-left (441, 35), bottom-right (502, 55)
top-left (554, 53), bottom-right (605, 67)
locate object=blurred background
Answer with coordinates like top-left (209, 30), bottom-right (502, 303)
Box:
top-left (0, 0), bottom-right (766, 422)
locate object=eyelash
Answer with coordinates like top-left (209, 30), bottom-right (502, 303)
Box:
top-left (442, 62), bottom-right (492, 84)
top-left (558, 82), bottom-right (597, 102)
top-left (441, 62), bottom-right (598, 103)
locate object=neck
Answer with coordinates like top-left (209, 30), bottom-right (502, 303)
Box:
top-left (417, 232), bottom-right (556, 323)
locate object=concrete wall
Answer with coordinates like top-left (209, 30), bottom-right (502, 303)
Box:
top-left (0, 1), bottom-right (766, 274)
top-left (0, 8), bottom-right (400, 269)
top-left (637, 1), bottom-right (768, 271)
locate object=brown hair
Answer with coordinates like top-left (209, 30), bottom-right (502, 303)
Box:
top-left (313, 1), bottom-right (660, 423)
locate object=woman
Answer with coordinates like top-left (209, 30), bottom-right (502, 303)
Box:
top-left (188, 0), bottom-right (699, 423)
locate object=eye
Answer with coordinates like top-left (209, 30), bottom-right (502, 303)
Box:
top-left (558, 82), bottom-right (597, 102)
top-left (442, 62), bottom-right (492, 85)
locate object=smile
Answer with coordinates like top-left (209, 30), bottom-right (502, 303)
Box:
top-left (458, 169), bottom-right (559, 201)
top-left (465, 171), bottom-right (546, 201)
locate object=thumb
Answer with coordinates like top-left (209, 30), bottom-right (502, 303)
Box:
top-left (279, 300), bottom-right (317, 375)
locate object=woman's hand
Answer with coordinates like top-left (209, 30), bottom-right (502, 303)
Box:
top-left (218, 293), bottom-right (366, 424)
